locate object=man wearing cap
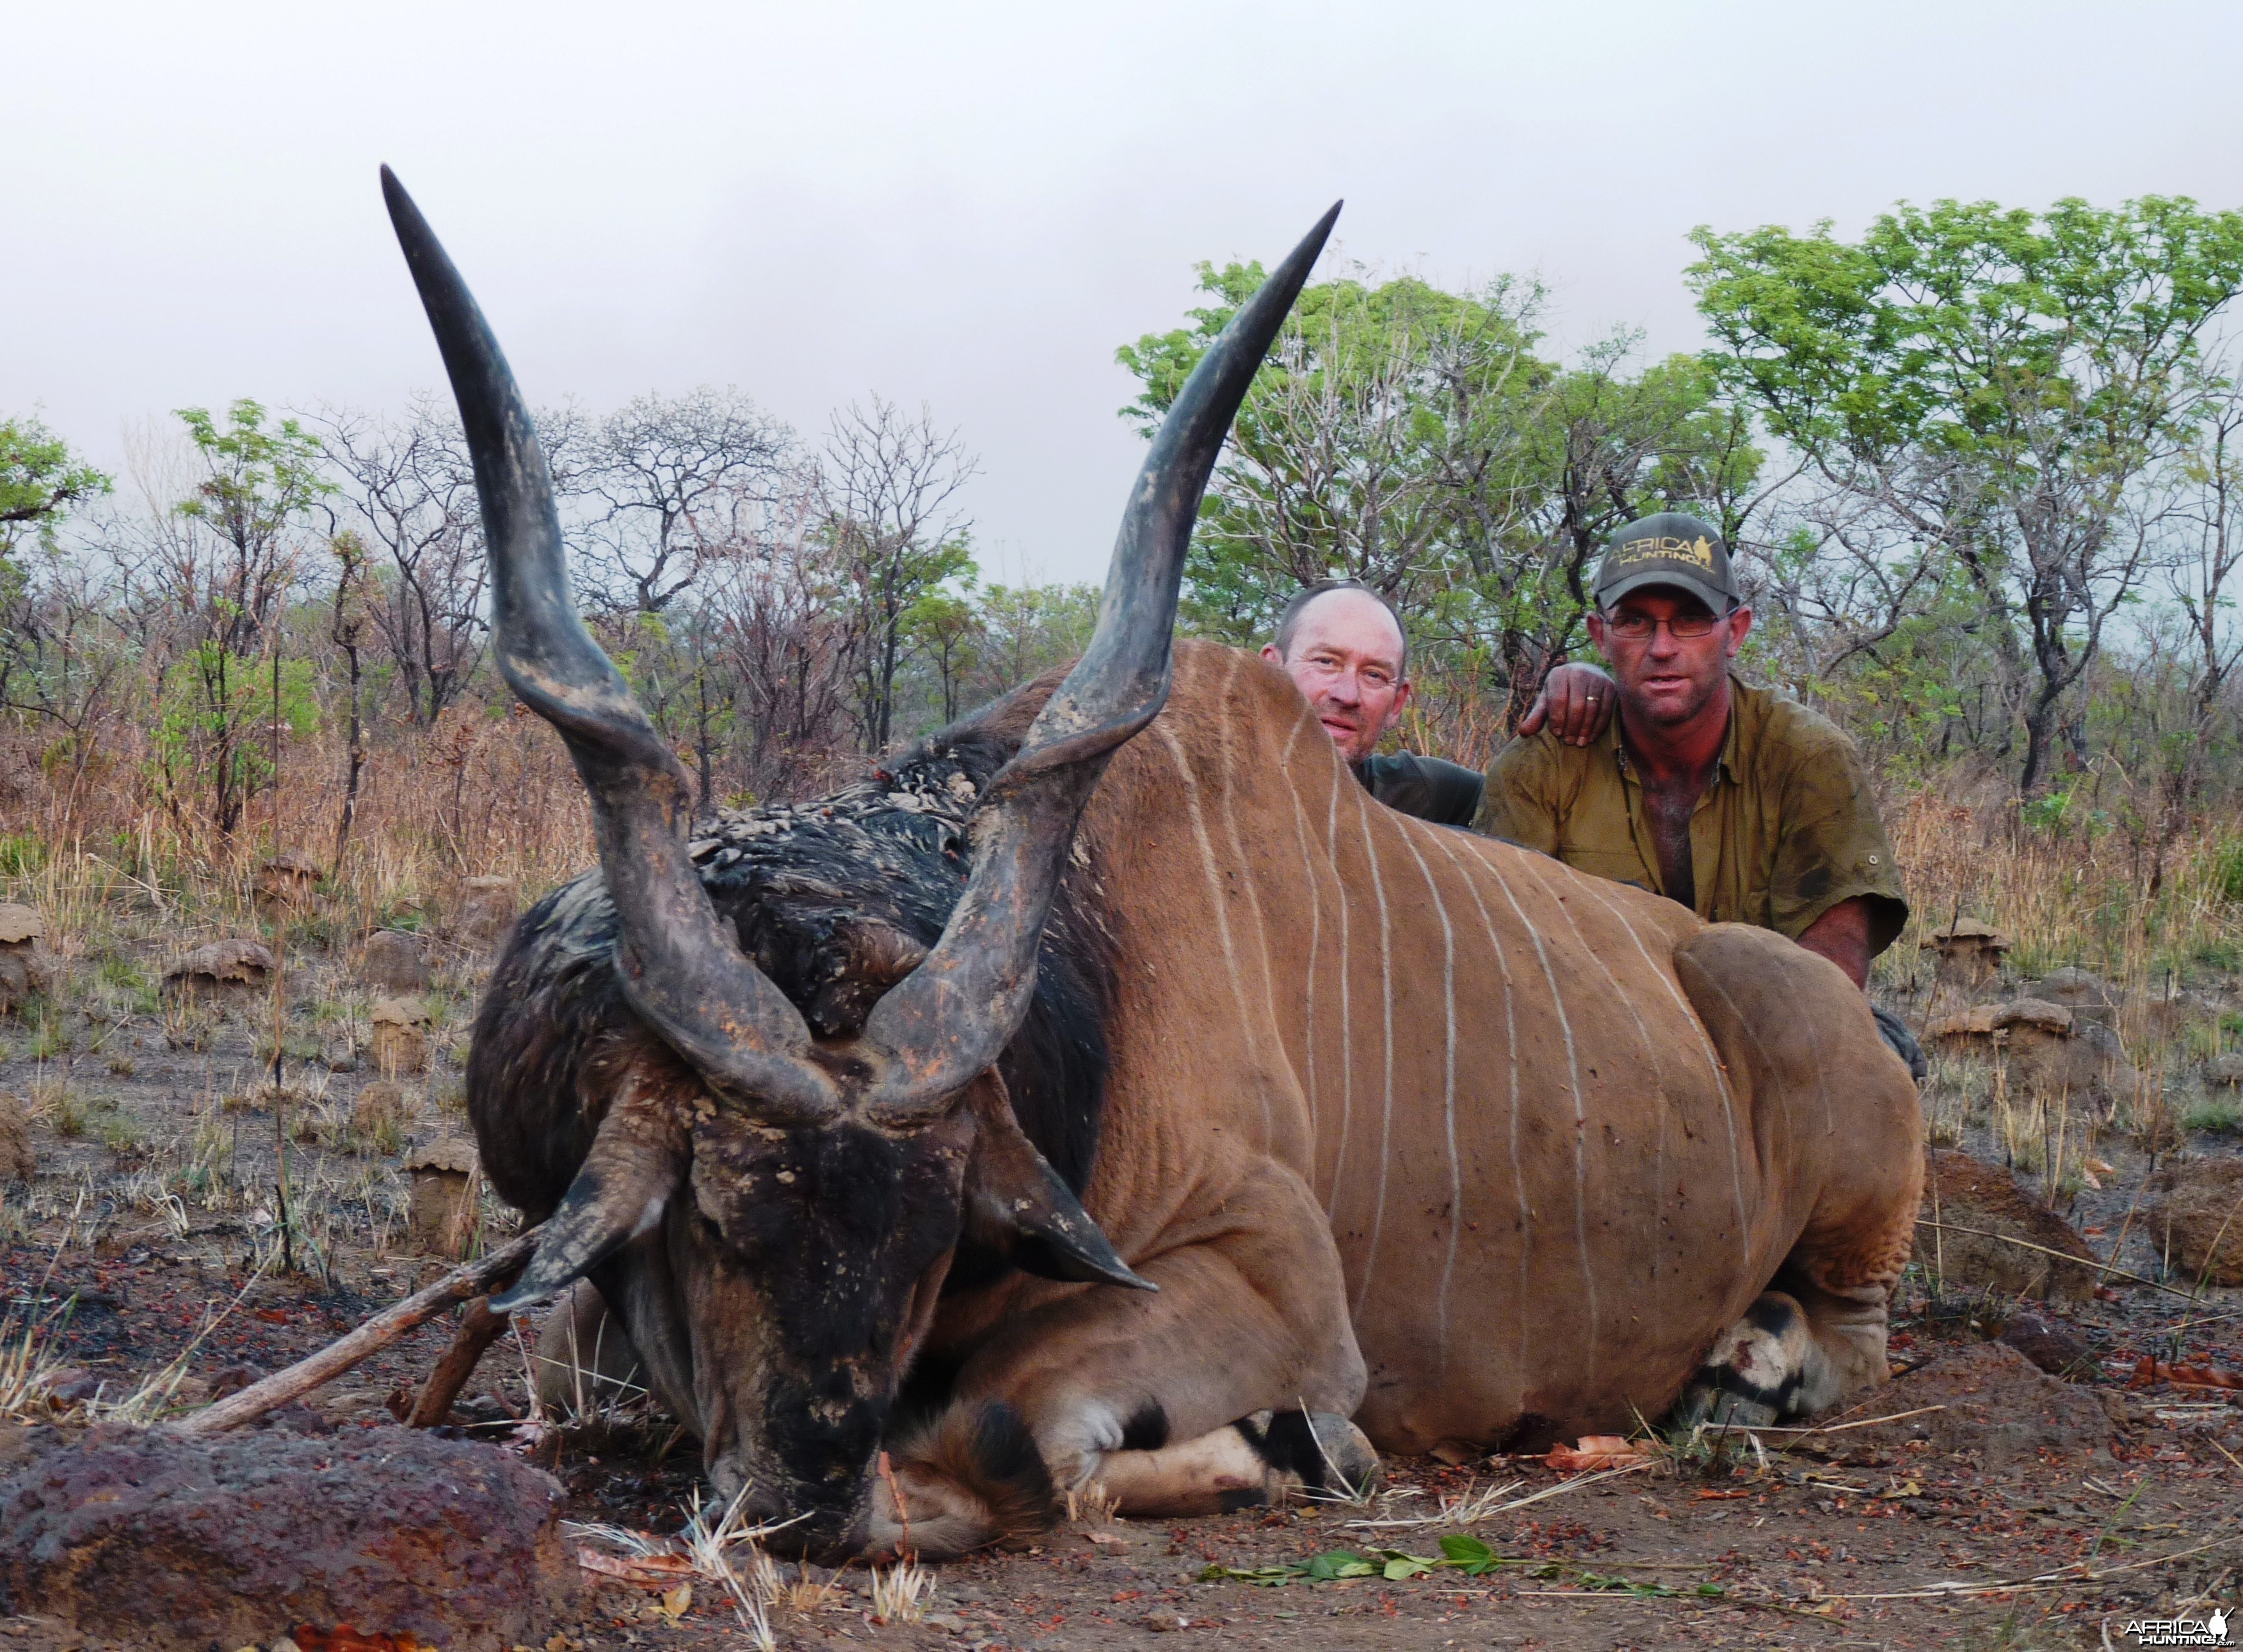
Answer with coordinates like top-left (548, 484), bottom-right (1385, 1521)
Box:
top-left (1474, 513), bottom-right (1919, 1067)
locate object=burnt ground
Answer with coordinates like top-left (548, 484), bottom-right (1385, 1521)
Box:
top-left (6, 938), bottom-right (2243, 1649)
top-left (8, 1238), bottom-right (2243, 1652)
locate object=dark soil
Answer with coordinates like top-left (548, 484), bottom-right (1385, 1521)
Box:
top-left (6, 952), bottom-right (2243, 1649)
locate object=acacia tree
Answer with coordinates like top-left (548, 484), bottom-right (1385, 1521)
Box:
top-left (144, 400), bottom-right (328, 834)
top-left (581, 387), bottom-right (792, 617)
top-left (1690, 195), bottom-right (2243, 792)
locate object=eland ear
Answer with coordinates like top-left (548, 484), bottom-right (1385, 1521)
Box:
top-left (961, 1077), bottom-right (1155, 1293)
top-left (490, 1094), bottom-right (688, 1314)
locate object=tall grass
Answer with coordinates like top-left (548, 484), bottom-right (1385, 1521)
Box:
top-left (1881, 791), bottom-right (2243, 1021)
top-left (0, 713), bottom-right (595, 953)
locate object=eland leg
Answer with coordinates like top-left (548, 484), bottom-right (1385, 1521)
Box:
top-left (878, 1160), bottom-right (1367, 1550)
top-left (1676, 1258), bottom-right (1908, 1429)
top-left (1088, 1407), bottom-right (1378, 1515)
top-left (1671, 924), bottom-right (1925, 1431)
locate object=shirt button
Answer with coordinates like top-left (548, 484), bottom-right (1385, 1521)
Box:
top-left (1868, 855), bottom-right (1879, 865)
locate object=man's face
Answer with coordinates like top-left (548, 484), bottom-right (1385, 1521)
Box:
top-left (1262, 589), bottom-right (1411, 764)
top-left (1586, 587), bottom-right (1752, 732)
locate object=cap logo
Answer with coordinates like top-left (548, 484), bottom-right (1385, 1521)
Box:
top-left (1611, 533), bottom-right (1717, 572)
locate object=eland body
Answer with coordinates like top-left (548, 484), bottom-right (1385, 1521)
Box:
top-left (382, 171), bottom-right (1922, 1560)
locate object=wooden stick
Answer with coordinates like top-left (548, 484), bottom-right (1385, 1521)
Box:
top-left (173, 1228), bottom-right (541, 1438)
top-left (407, 1294), bottom-right (514, 1428)
top-left (1911, 1217), bottom-right (2197, 1300)
top-left (1742, 1404), bottom-right (1949, 1436)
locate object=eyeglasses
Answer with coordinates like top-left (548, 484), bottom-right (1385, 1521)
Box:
top-left (1601, 608), bottom-right (1732, 641)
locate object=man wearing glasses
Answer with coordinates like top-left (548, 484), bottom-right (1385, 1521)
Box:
top-left (1475, 514), bottom-right (1917, 1065)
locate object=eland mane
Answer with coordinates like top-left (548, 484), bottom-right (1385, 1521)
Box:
top-left (469, 706), bottom-right (1116, 1228)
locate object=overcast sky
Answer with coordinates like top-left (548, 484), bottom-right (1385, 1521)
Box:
top-left (12, 1), bottom-right (2243, 583)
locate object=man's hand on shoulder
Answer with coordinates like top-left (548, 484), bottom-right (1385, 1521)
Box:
top-left (1516, 662), bottom-right (1618, 747)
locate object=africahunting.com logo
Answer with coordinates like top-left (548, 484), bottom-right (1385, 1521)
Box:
top-left (2120, 1607), bottom-right (2229, 1646)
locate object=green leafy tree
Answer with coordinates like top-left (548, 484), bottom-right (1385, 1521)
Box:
top-left (1117, 265), bottom-right (1752, 721)
top-left (150, 648), bottom-right (320, 831)
top-left (1, 417), bottom-right (110, 557)
top-left (152, 400), bottom-right (331, 833)
top-left (972, 579), bottom-right (1098, 699)
top-left (1443, 341), bottom-right (1760, 723)
top-left (903, 588), bottom-right (981, 725)
top-left (0, 419), bottom-right (117, 741)
top-left (1690, 195), bottom-right (2243, 792)
top-left (1118, 266), bottom-right (1543, 640)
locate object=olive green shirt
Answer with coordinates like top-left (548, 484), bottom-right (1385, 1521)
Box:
top-left (1474, 676), bottom-right (1908, 956)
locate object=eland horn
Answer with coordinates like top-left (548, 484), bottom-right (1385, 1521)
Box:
top-left (859, 202), bottom-right (1341, 1120)
top-left (381, 166), bottom-right (839, 1126)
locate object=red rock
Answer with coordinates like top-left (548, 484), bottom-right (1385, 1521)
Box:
top-left (0, 1423), bottom-right (577, 1649)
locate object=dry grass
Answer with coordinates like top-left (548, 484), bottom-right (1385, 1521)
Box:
top-left (1063, 1480), bottom-right (1120, 1525)
top-left (868, 1558), bottom-right (935, 1624)
top-left (1881, 792), bottom-right (2243, 1167)
top-left (2, 712), bottom-right (593, 996)
top-left (1882, 792), bottom-right (2243, 1013)
top-left (0, 1306), bottom-right (76, 1423)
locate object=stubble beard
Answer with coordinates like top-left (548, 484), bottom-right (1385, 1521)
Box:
top-left (1620, 657), bottom-right (1722, 731)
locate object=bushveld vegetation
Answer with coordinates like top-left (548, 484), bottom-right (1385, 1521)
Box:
top-left (5, 198), bottom-right (2243, 1019)
top-left (12, 191), bottom-right (2243, 1651)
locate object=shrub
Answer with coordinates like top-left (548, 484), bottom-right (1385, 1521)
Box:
top-left (2185, 1097), bottom-right (2243, 1135)
top-left (2214, 835), bottom-right (2243, 906)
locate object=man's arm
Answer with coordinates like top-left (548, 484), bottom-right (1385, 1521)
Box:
top-left (1361, 752), bottom-right (1485, 828)
top-left (1516, 662), bottom-right (1617, 747)
top-left (1796, 895), bottom-right (1873, 989)
top-left (1767, 719), bottom-right (1909, 972)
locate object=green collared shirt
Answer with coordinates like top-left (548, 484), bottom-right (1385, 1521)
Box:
top-left (1473, 675), bottom-right (1908, 954)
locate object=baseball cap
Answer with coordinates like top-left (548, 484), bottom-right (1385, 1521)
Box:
top-left (1593, 512), bottom-right (1739, 615)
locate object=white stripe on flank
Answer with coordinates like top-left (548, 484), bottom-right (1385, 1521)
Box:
top-left (1572, 878), bottom-right (1752, 1269)
top-left (1691, 967), bottom-right (1800, 1207)
top-left (1476, 839), bottom-right (1599, 1384)
top-left (1390, 817), bottom-right (1459, 1368)
top-left (1324, 744), bottom-right (1356, 1212)
top-left (1426, 829), bottom-right (1530, 1374)
top-left (1215, 655), bottom-right (1300, 1119)
top-left (1280, 702), bottom-right (1329, 1123)
top-left (1347, 783), bottom-right (1397, 1324)
top-left (1152, 722), bottom-right (1267, 1143)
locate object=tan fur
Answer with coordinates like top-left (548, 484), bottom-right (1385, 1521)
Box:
top-left (872, 1405), bottom-right (1058, 1557)
top-left (912, 643), bottom-right (1922, 1473)
top-left (1092, 1423), bottom-right (1278, 1516)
